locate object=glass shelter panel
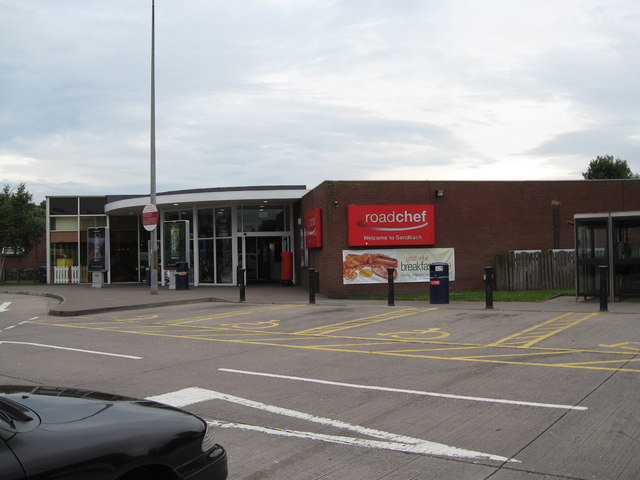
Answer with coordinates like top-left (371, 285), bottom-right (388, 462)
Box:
top-left (576, 219), bottom-right (608, 297)
top-left (613, 217), bottom-right (640, 298)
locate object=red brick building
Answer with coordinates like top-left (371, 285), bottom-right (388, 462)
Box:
top-left (300, 180), bottom-right (640, 297)
top-left (40, 180), bottom-right (639, 298)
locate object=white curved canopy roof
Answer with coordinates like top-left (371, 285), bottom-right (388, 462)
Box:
top-left (104, 185), bottom-right (308, 215)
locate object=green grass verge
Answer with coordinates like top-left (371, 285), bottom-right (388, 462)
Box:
top-left (353, 289), bottom-right (575, 302)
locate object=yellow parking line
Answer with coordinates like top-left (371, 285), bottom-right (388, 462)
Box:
top-left (554, 358), bottom-right (640, 367)
top-left (376, 346), bottom-right (486, 354)
top-left (308, 342), bottom-right (394, 348)
top-left (458, 350), bottom-right (573, 359)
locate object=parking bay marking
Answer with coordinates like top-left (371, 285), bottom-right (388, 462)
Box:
top-left (295, 307), bottom-right (437, 335)
top-left (164, 305), bottom-right (302, 326)
top-left (148, 387), bottom-right (518, 463)
top-left (489, 312), bottom-right (599, 348)
top-left (219, 368), bottom-right (587, 411)
top-left (30, 312), bottom-right (640, 373)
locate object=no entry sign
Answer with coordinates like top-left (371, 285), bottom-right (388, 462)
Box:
top-left (142, 204), bottom-right (159, 231)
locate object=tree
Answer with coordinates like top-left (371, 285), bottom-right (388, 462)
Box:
top-left (582, 155), bottom-right (638, 179)
top-left (0, 183), bottom-right (45, 279)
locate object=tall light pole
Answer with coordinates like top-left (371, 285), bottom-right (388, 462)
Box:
top-left (149, 0), bottom-right (158, 295)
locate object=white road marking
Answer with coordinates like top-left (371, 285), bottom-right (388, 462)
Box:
top-left (0, 320), bottom-right (31, 334)
top-left (0, 302), bottom-right (11, 312)
top-left (0, 341), bottom-right (142, 359)
top-left (148, 387), bottom-right (518, 463)
top-left (219, 368), bottom-right (588, 411)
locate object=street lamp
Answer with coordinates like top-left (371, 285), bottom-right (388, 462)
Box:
top-left (149, 0), bottom-right (158, 294)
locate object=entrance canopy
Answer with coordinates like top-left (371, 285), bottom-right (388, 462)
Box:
top-left (104, 185), bottom-right (308, 215)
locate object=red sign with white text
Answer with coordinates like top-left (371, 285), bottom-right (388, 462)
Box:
top-left (304, 208), bottom-right (322, 248)
top-left (348, 205), bottom-right (435, 246)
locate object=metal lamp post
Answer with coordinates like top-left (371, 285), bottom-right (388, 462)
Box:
top-left (149, 0), bottom-right (158, 295)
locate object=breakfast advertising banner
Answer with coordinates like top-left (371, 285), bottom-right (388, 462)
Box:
top-left (342, 248), bottom-right (455, 284)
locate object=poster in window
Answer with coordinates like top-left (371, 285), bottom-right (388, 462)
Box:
top-left (162, 220), bottom-right (190, 269)
top-left (88, 227), bottom-right (109, 272)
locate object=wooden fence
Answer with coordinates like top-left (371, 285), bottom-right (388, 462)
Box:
top-left (495, 250), bottom-right (575, 291)
top-left (1, 268), bottom-right (41, 283)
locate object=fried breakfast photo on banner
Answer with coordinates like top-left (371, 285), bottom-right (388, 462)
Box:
top-left (342, 248), bottom-right (455, 284)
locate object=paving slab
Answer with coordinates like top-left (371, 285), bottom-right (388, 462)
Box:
top-left (1, 284), bottom-right (638, 316)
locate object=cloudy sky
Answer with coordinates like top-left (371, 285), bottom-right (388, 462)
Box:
top-left (1, 1), bottom-right (639, 202)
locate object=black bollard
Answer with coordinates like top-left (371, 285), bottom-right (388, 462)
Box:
top-left (308, 268), bottom-right (316, 304)
top-left (237, 266), bottom-right (245, 302)
top-left (484, 266), bottom-right (494, 310)
top-left (314, 269), bottom-right (320, 294)
top-left (599, 265), bottom-right (608, 312)
top-left (387, 268), bottom-right (395, 306)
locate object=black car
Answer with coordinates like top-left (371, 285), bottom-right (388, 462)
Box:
top-left (0, 386), bottom-right (227, 480)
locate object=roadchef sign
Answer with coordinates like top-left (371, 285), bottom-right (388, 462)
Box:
top-left (304, 208), bottom-right (322, 248)
top-left (347, 204), bottom-right (435, 246)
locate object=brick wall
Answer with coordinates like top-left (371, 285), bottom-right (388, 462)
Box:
top-left (299, 180), bottom-right (640, 297)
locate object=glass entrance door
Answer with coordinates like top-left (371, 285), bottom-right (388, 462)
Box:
top-left (241, 236), bottom-right (284, 283)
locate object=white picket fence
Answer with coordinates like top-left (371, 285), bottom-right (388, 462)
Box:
top-left (54, 266), bottom-right (80, 284)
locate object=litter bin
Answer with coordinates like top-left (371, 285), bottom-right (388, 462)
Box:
top-left (175, 261), bottom-right (189, 291)
top-left (39, 266), bottom-right (48, 284)
top-left (429, 262), bottom-right (449, 304)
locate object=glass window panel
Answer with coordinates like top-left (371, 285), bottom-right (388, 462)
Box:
top-left (198, 210), bottom-right (214, 238)
top-left (50, 217), bottom-right (78, 231)
top-left (165, 211), bottom-right (180, 221)
top-left (51, 243), bottom-right (78, 267)
top-left (180, 210), bottom-right (193, 225)
top-left (80, 197), bottom-right (106, 214)
top-left (80, 216), bottom-right (107, 230)
top-left (216, 238), bottom-right (233, 283)
top-left (215, 207), bottom-right (232, 237)
top-left (109, 215), bottom-right (140, 282)
top-left (49, 197), bottom-right (78, 215)
top-left (198, 239), bottom-right (214, 283)
top-left (240, 205), bottom-right (285, 232)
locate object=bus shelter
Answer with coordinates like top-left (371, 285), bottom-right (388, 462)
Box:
top-left (575, 212), bottom-right (640, 301)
